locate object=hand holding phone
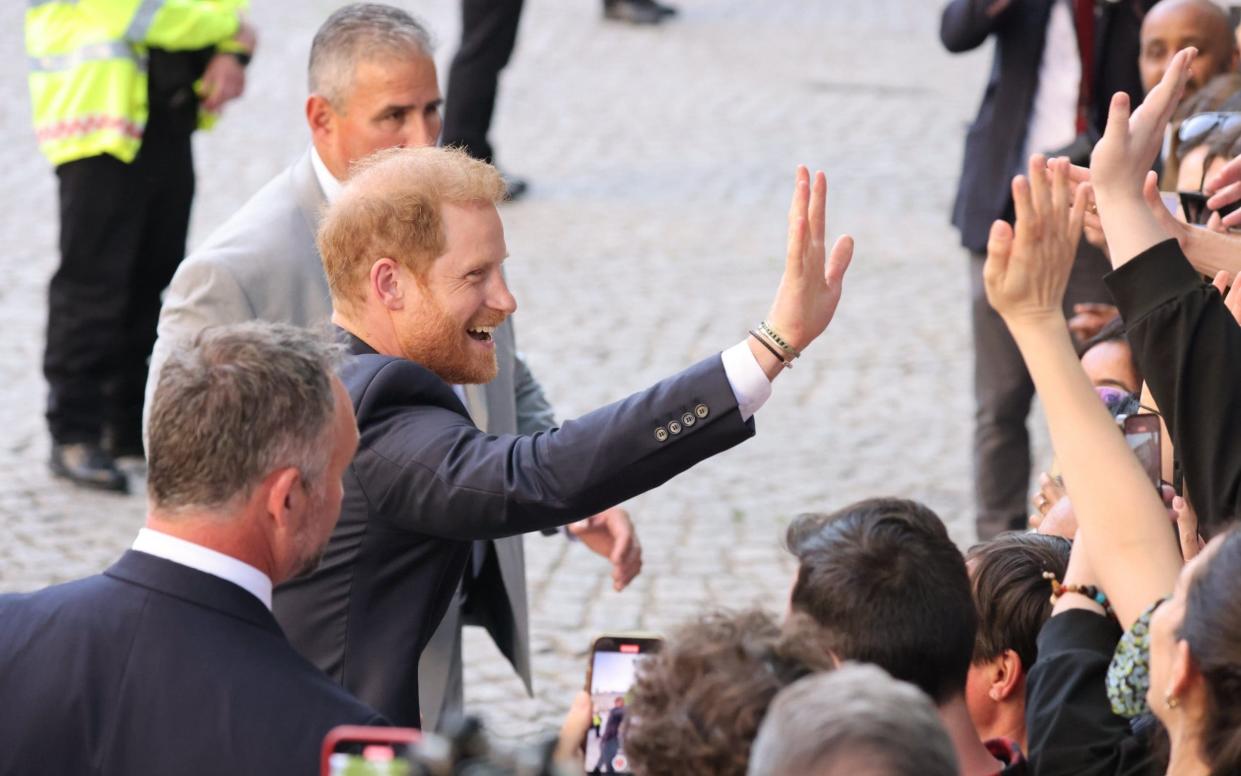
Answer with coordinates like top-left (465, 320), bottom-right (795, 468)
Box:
top-left (583, 633), bottom-right (662, 775)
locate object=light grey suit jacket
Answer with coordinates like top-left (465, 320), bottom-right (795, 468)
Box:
top-left (145, 149), bottom-right (554, 713)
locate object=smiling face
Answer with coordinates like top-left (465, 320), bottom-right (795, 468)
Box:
top-left (310, 53), bottom-right (443, 180)
top-left (394, 201), bottom-right (516, 384)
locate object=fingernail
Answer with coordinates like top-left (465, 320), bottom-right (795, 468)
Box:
top-left (1173, 496), bottom-right (1185, 509)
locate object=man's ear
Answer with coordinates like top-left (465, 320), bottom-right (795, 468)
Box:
top-left (263, 466), bottom-right (303, 533)
top-left (306, 94), bottom-right (335, 141)
top-left (989, 649), bottom-right (1025, 702)
top-left (370, 258), bottom-right (406, 310)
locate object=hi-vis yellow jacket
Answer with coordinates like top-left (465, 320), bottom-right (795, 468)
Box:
top-left (26, 0), bottom-right (248, 167)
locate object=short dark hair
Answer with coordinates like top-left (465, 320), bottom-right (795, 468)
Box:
top-left (623, 610), bottom-right (836, 776)
top-left (785, 498), bottom-right (976, 704)
top-left (966, 532), bottom-right (1071, 670)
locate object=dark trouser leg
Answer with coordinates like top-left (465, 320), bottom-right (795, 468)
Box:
top-left (970, 241), bottom-right (1113, 540)
top-left (107, 126), bottom-right (195, 453)
top-left (45, 155), bottom-right (146, 444)
top-left (971, 251), bottom-right (1034, 539)
top-left (442, 0), bottom-right (526, 164)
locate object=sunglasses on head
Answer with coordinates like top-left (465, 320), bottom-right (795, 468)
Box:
top-left (1177, 111), bottom-right (1241, 147)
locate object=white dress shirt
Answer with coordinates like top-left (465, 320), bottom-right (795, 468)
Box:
top-left (310, 144), bottom-right (774, 420)
top-left (131, 527), bottom-right (274, 610)
top-left (311, 145), bottom-right (343, 203)
top-left (1023, 0), bottom-right (1082, 161)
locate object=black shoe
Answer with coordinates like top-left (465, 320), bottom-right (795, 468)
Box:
top-left (603, 0), bottom-right (667, 25)
top-left (502, 174), bottom-right (529, 202)
top-left (50, 443), bottom-right (129, 493)
top-left (650, 0), bottom-right (678, 16)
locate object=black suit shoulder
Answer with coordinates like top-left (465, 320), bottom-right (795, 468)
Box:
top-left (0, 557), bottom-right (382, 776)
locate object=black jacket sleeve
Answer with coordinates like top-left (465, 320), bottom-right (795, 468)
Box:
top-left (348, 353), bottom-right (755, 540)
top-left (940, 0), bottom-right (1015, 53)
top-left (1025, 610), bottom-right (1155, 776)
top-left (1104, 239), bottom-right (1241, 531)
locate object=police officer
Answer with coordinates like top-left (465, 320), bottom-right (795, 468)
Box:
top-left (26, 0), bottom-right (256, 490)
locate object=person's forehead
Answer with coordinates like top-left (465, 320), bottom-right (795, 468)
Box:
top-left (1143, 4), bottom-right (1224, 44)
top-left (349, 53), bottom-right (438, 100)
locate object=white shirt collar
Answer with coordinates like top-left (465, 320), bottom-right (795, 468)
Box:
top-left (131, 527), bottom-right (274, 610)
top-left (310, 145), bottom-right (343, 203)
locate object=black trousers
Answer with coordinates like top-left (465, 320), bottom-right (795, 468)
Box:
top-left (970, 240), bottom-right (1112, 539)
top-left (45, 118), bottom-right (194, 446)
top-left (442, 0), bottom-right (526, 164)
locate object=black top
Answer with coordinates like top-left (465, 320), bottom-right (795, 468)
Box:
top-left (1105, 239), bottom-right (1241, 531)
top-left (1025, 610), bottom-right (1157, 776)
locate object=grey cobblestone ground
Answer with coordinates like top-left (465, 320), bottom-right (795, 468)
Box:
top-left (0, 0), bottom-right (1050, 741)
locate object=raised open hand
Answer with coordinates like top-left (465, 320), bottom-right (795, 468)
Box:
top-left (764, 167), bottom-right (855, 352)
top-left (1091, 48), bottom-right (1194, 204)
top-left (984, 156), bottom-right (1087, 324)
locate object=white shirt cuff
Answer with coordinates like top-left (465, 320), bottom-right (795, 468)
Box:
top-left (720, 341), bottom-right (773, 422)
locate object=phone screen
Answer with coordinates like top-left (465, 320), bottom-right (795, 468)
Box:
top-left (585, 636), bottom-right (662, 775)
top-left (323, 727), bottom-right (419, 776)
top-left (1123, 414), bottom-right (1162, 487)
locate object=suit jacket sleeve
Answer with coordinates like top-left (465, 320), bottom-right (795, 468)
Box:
top-left (940, 0), bottom-right (1014, 53)
top-left (1025, 610), bottom-right (1155, 776)
top-left (143, 256), bottom-right (254, 440)
top-left (352, 353), bottom-right (754, 540)
top-left (1104, 239), bottom-right (1241, 531)
top-left (513, 351), bottom-right (558, 435)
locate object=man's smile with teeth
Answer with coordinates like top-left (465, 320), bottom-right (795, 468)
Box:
top-left (467, 325), bottom-right (495, 342)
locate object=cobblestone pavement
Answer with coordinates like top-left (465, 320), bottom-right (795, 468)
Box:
top-left (0, 0), bottom-right (1050, 741)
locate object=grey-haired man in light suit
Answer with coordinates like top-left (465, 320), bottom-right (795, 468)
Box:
top-left (144, 2), bottom-right (641, 730)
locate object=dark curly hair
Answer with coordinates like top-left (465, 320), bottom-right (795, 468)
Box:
top-left (622, 610), bottom-right (835, 776)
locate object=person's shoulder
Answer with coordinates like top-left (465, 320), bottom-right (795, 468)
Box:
top-left (181, 162), bottom-right (320, 280)
top-left (0, 574), bottom-right (138, 649)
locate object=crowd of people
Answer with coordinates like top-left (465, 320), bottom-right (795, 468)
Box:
top-left (10, 0), bottom-right (1241, 774)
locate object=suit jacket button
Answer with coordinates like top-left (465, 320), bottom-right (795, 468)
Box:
top-left (668, 420), bottom-right (682, 435)
top-left (694, 403), bottom-right (709, 419)
top-left (681, 411), bottom-right (696, 427)
top-left (654, 426), bottom-right (669, 442)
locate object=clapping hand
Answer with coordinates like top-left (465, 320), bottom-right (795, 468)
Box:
top-left (984, 156), bottom-right (1087, 325)
top-left (763, 167), bottom-right (855, 353)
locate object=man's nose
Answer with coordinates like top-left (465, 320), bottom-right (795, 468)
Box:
top-left (489, 273), bottom-right (517, 316)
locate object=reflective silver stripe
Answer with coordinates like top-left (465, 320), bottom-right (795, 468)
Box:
top-left (124, 0), bottom-right (166, 42)
top-left (28, 0), bottom-right (71, 8)
top-left (28, 41), bottom-right (141, 73)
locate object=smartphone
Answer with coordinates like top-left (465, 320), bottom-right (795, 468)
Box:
top-left (1122, 413), bottom-right (1162, 487)
top-left (321, 726), bottom-right (420, 776)
top-left (583, 633), bottom-right (663, 776)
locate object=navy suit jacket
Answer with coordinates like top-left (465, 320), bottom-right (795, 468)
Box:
top-left (0, 550), bottom-right (383, 776)
top-left (274, 331), bottom-right (756, 727)
top-left (942, 0), bottom-right (1152, 253)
